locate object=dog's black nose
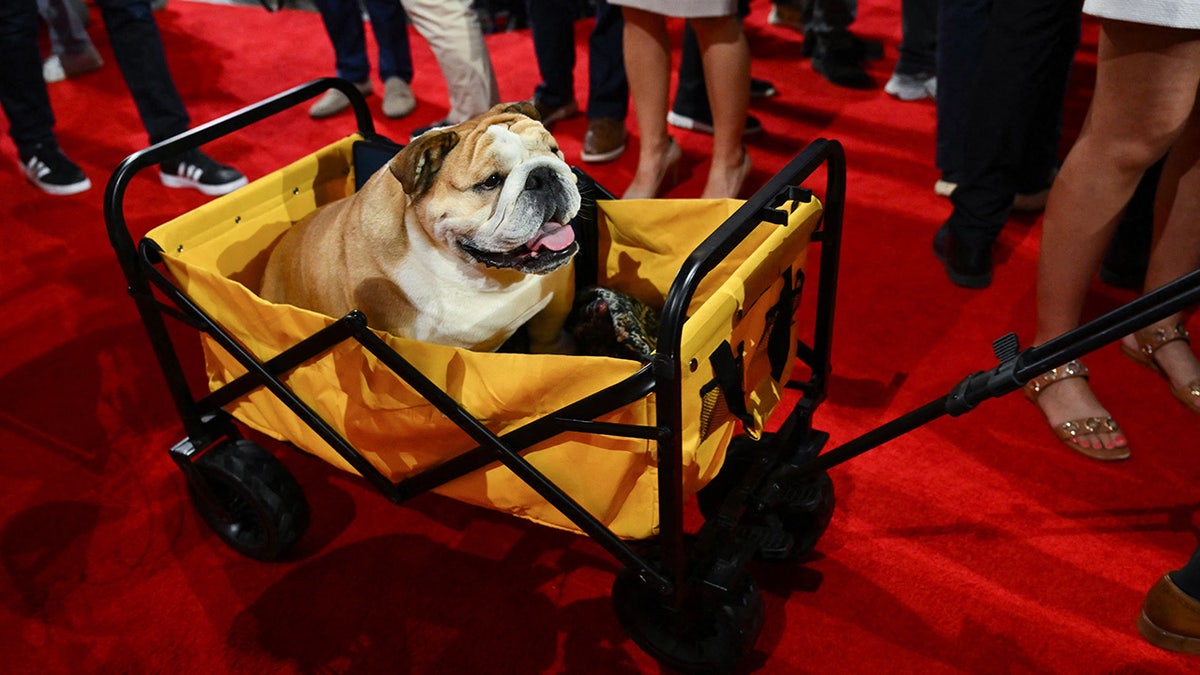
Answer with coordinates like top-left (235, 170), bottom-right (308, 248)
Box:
top-left (525, 166), bottom-right (554, 192)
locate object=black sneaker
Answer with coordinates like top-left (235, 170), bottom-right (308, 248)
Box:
top-left (159, 148), bottom-right (248, 196)
top-left (20, 144), bottom-right (91, 195)
top-left (666, 111), bottom-right (764, 136)
top-left (750, 78), bottom-right (778, 98)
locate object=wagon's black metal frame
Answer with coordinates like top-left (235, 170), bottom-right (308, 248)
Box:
top-left (105, 79), bottom-right (1200, 673)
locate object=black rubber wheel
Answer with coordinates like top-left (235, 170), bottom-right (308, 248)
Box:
top-left (612, 566), bottom-right (764, 674)
top-left (696, 435), bottom-right (835, 561)
top-left (775, 470), bottom-right (835, 559)
top-left (186, 439), bottom-right (309, 561)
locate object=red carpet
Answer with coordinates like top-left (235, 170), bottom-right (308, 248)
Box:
top-left (1, 1), bottom-right (1197, 673)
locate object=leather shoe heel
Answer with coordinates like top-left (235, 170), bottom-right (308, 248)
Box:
top-left (1139, 574), bottom-right (1200, 654)
top-left (933, 225), bottom-right (993, 289)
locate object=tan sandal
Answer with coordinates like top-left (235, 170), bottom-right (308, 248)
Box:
top-left (1023, 359), bottom-right (1130, 461)
top-left (1121, 322), bottom-right (1200, 414)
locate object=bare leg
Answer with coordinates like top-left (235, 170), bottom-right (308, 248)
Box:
top-left (692, 14), bottom-right (750, 198)
top-left (1032, 19), bottom-right (1200, 451)
top-left (1124, 102), bottom-right (1200, 392)
top-left (621, 8), bottom-right (677, 199)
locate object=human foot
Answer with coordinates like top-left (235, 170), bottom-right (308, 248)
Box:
top-left (622, 137), bottom-right (681, 199)
top-left (1122, 322), bottom-right (1200, 414)
top-left (1023, 359), bottom-right (1129, 460)
top-left (700, 148), bottom-right (751, 199)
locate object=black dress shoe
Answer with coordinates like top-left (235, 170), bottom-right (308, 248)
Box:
top-left (807, 30), bottom-right (875, 89)
top-left (933, 224), bottom-right (993, 289)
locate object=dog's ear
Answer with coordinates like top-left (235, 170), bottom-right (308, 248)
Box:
top-left (389, 129), bottom-right (460, 197)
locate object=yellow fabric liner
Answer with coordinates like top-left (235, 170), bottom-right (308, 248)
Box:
top-left (146, 134), bottom-right (823, 539)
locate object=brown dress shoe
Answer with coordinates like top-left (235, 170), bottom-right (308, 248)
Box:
top-left (1138, 574), bottom-right (1200, 654)
top-left (581, 117), bottom-right (627, 163)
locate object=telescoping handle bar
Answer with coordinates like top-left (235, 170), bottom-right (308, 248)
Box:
top-left (801, 267), bottom-right (1200, 476)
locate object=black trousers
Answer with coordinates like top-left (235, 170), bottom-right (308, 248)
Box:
top-left (0, 0), bottom-right (190, 156)
top-left (942, 0), bottom-right (1081, 250)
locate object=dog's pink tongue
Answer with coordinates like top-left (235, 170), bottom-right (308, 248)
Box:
top-left (527, 221), bottom-right (576, 252)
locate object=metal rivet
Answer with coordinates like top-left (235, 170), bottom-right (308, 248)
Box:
top-left (293, 187), bottom-right (300, 195)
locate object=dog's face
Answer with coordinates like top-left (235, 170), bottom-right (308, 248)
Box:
top-left (388, 102), bottom-right (581, 275)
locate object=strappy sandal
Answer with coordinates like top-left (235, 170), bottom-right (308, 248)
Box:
top-left (1121, 322), bottom-right (1200, 414)
top-left (1022, 359), bottom-right (1130, 461)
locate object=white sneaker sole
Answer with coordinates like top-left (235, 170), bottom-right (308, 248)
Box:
top-left (160, 172), bottom-right (248, 196)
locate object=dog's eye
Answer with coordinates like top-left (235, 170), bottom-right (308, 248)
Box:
top-left (477, 174), bottom-right (504, 190)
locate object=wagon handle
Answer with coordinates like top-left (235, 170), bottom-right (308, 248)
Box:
top-left (102, 78), bottom-right (374, 445)
top-left (104, 77), bottom-right (374, 285)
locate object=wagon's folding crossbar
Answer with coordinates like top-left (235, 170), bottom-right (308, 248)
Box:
top-left (105, 80), bottom-right (847, 610)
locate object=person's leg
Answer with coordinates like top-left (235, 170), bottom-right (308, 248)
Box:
top-left (94, 0), bottom-right (189, 144)
top-left (1032, 19), bottom-right (1200, 451)
top-left (0, 0), bottom-right (59, 153)
top-left (525, 0), bottom-right (578, 111)
top-left (691, 13), bottom-right (750, 199)
top-left (935, 0), bottom-right (1079, 288)
top-left (620, 7), bottom-right (675, 199)
top-left (586, 0), bottom-right (627, 121)
top-left (894, 0), bottom-right (937, 76)
top-left (363, 0), bottom-right (416, 118)
top-left (314, 0), bottom-right (371, 84)
top-left (38, 0), bottom-right (94, 56)
top-left (401, 0), bottom-right (500, 123)
top-left (363, 0), bottom-right (414, 83)
top-left (934, 0), bottom-right (989, 187)
top-left (672, 21), bottom-right (708, 120)
top-left (1124, 101), bottom-right (1200, 404)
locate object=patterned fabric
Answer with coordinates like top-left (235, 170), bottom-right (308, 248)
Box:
top-left (566, 286), bottom-right (660, 362)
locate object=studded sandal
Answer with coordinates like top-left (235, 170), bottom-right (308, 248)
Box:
top-left (1121, 322), bottom-right (1200, 415)
top-left (1022, 359), bottom-right (1130, 461)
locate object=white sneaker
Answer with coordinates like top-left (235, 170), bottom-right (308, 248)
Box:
top-left (884, 72), bottom-right (936, 101)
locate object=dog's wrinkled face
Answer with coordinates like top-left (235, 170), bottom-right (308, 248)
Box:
top-left (389, 103), bottom-right (581, 275)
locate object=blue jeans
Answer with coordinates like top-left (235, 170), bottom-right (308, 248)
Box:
top-left (315, 0), bottom-right (414, 84)
top-left (526, 0), bottom-right (626, 120)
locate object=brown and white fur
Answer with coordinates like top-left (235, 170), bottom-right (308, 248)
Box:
top-left (260, 102), bottom-right (581, 353)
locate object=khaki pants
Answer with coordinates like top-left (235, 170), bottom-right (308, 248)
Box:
top-left (401, 0), bottom-right (501, 122)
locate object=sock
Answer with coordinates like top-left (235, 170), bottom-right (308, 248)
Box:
top-left (1169, 545), bottom-right (1200, 600)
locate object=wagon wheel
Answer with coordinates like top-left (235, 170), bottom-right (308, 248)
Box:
top-left (773, 469), bottom-right (835, 559)
top-left (185, 439), bottom-right (309, 561)
top-left (697, 434), bottom-right (835, 561)
top-left (611, 566), bottom-right (764, 674)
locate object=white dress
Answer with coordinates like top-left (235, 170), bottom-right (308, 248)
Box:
top-left (1082, 0), bottom-right (1200, 29)
top-left (606, 0), bottom-right (737, 18)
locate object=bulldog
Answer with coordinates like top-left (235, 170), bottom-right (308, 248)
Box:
top-left (260, 102), bottom-right (581, 353)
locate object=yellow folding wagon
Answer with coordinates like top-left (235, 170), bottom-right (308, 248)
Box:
top-left (106, 80), bottom-right (848, 674)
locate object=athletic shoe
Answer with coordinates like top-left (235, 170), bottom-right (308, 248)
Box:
top-left (20, 144), bottom-right (91, 195)
top-left (884, 72), bottom-right (936, 101)
top-left (667, 110), bottom-right (764, 136)
top-left (159, 149), bottom-right (248, 196)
